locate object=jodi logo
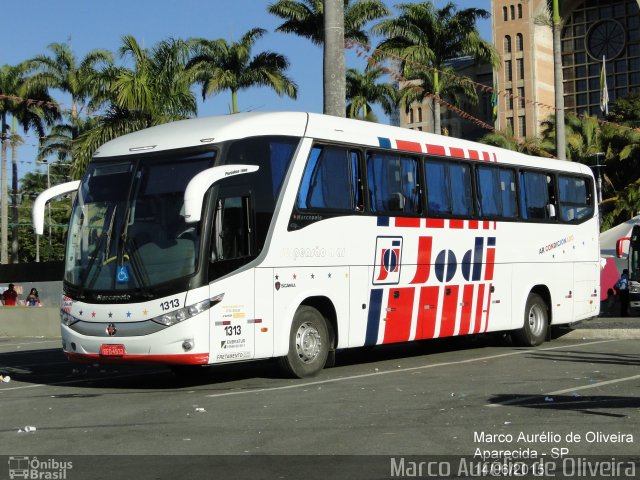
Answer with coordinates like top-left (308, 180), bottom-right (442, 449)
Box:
top-left (372, 236), bottom-right (403, 285)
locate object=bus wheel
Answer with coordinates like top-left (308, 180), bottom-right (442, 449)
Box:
top-left (280, 306), bottom-right (329, 378)
top-left (512, 293), bottom-right (548, 347)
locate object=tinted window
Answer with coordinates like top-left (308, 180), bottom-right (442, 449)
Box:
top-left (425, 160), bottom-right (449, 214)
top-left (367, 152), bottom-right (420, 214)
top-left (558, 175), bottom-right (593, 222)
top-left (297, 146), bottom-right (354, 210)
top-left (425, 160), bottom-right (473, 216)
top-left (450, 163), bottom-right (474, 216)
top-left (476, 166), bottom-right (517, 218)
top-left (520, 171), bottom-right (554, 220)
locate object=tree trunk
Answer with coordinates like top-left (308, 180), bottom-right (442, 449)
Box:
top-left (1, 113), bottom-right (8, 264)
top-left (10, 118), bottom-right (18, 264)
top-left (433, 69), bottom-right (441, 134)
top-left (553, 0), bottom-right (566, 160)
top-left (323, 0), bottom-right (345, 117)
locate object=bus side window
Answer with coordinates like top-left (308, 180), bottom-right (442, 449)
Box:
top-left (520, 171), bottom-right (552, 220)
top-left (476, 165), bottom-right (517, 218)
top-left (425, 159), bottom-right (451, 215)
top-left (351, 150), bottom-right (364, 211)
top-left (367, 152), bottom-right (420, 214)
top-left (296, 146), bottom-right (354, 211)
top-left (211, 196), bottom-right (251, 262)
top-left (558, 174), bottom-right (593, 222)
top-left (449, 163), bottom-right (473, 216)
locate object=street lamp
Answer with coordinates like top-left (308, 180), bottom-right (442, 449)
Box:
top-left (35, 160), bottom-right (61, 262)
top-left (590, 152), bottom-right (606, 205)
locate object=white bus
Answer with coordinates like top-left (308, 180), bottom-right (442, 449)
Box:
top-left (34, 112), bottom-right (600, 378)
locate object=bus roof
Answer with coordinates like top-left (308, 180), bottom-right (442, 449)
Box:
top-left (92, 112), bottom-right (592, 177)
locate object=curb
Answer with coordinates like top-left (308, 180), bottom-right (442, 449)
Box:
top-left (557, 328), bottom-right (640, 340)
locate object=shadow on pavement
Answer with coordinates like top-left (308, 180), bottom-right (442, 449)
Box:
top-left (487, 393), bottom-right (639, 417)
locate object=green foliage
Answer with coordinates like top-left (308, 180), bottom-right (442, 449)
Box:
top-left (345, 66), bottom-right (396, 119)
top-left (188, 29), bottom-right (297, 113)
top-left (268, 0), bottom-right (390, 46)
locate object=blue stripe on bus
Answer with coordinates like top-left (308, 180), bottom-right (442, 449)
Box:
top-left (378, 137), bottom-right (392, 149)
top-left (472, 237), bottom-right (484, 281)
top-left (365, 289), bottom-right (383, 346)
top-left (488, 236), bottom-right (496, 247)
top-left (377, 217), bottom-right (390, 227)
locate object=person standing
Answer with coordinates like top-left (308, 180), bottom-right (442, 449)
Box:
top-left (615, 269), bottom-right (630, 317)
top-left (1, 284), bottom-right (18, 306)
top-left (25, 288), bottom-right (41, 307)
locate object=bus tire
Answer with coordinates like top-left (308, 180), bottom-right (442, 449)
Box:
top-left (513, 293), bottom-right (548, 347)
top-left (279, 306), bottom-right (329, 378)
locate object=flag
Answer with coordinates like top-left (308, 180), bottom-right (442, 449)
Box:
top-left (600, 55), bottom-right (609, 115)
top-left (491, 82), bottom-right (498, 123)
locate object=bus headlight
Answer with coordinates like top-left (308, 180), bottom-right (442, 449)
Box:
top-left (61, 310), bottom-right (80, 326)
top-left (151, 299), bottom-right (212, 326)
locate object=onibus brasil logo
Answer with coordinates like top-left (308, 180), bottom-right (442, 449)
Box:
top-left (8, 456), bottom-right (73, 479)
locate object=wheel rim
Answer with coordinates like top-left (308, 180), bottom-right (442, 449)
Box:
top-left (295, 321), bottom-right (322, 364)
top-left (527, 303), bottom-right (545, 338)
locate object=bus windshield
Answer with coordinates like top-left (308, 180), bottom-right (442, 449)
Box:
top-left (65, 150), bottom-right (215, 292)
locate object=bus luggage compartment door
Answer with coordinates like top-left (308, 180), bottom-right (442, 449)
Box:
top-left (210, 270), bottom-right (255, 363)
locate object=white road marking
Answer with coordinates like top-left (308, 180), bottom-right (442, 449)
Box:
top-left (205, 339), bottom-right (618, 399)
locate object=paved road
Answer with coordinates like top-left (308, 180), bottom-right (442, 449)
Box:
top-left (0, 332), bottom-right (638, 479)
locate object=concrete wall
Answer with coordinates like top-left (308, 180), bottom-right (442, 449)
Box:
top-left (0, 307), bottom-right (60, 337)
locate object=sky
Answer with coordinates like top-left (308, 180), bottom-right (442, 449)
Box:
top-left (1, 0), bottom-right (491, 181)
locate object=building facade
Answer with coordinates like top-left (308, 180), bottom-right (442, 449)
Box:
top-left (399, 0), bottom-right (640, 140)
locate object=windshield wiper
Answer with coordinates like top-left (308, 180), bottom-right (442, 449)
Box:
top-left (78, 205), bottom-right (118, 296)
top-left (122, 235), bottom-right (153, 299)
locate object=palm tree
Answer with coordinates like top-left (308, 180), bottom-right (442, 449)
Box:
top-left (373, 2), bottom-right (499, 135)
top-left (479, 126), bottom-right (551, 157)
top-left (345, 66), bottom-right (396, 120)
top-left (268, 0), bottom-right (389, 115)
top-left (188, 28), bottom-right (297, 114)
top-left (540, 113), bottom-right (601, 163)
top-left (267, 0), bottom-right (389, 46)
top-left (21, 42), bottom-right (113, 147)
top-left (0, 63), bottom-right (59, 264)
top-left (396, 65), bottom-right (479, 127)
top-left (72, 36), bottom-right (199, 178)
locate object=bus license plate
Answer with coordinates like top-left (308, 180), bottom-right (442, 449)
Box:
top-left (100, 344), bottom-right (125, 356)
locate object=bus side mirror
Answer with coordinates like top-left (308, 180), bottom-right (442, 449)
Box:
top-left (546, 204), bottom-right (556, 218)
top-left (183, 164), bottom-right (259, 223)
top-left (616, 237), bottom-right (630, 258)
top-left (32, 180), bottom-right (81, 235)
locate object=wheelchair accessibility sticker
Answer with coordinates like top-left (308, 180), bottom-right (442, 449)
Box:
top-left (116, 266), bottom-right (129, 284)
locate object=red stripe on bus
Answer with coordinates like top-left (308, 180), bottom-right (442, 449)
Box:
top-left (426, 218), bottom-right (445, 228)
top-left (473, 284), bottom-right (485, 334)
top-left (459, 284), bottom-right (474, 335)
top-left (439, 285), bottom-right (459, 337)
top-left (468, 150), bottom-right (480, 160)
top-left (483, 220), bottom-right (490, 229)
top-left (484, 284), bottom-right (493, 332)
top-left (416, 286), bottom-right (439, 339)
top-left (65, 352), bottom-right (209, 365)
top-left (449, 219), bottom-right (464, 229)
top-left (410, 236), bottom-right (433, 284)
top-left (395, 217), bottom-right (421, 228)
top-left (426, 144), bottom-right (446, 156)
top-left (493, 152), bottom-right (498, 162)
top-left (450, 147), bottom-right (465, 158)
top-left (383, 287), bottom-right (415, 344)
top-left (485, 247), bottom-right (496, 280)
top-left (396, 140), bottom-right (422, 152)
top-left (483, 151), bottom-right (490, 161)
top-left (468, 220), bottom-right (478, 229)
